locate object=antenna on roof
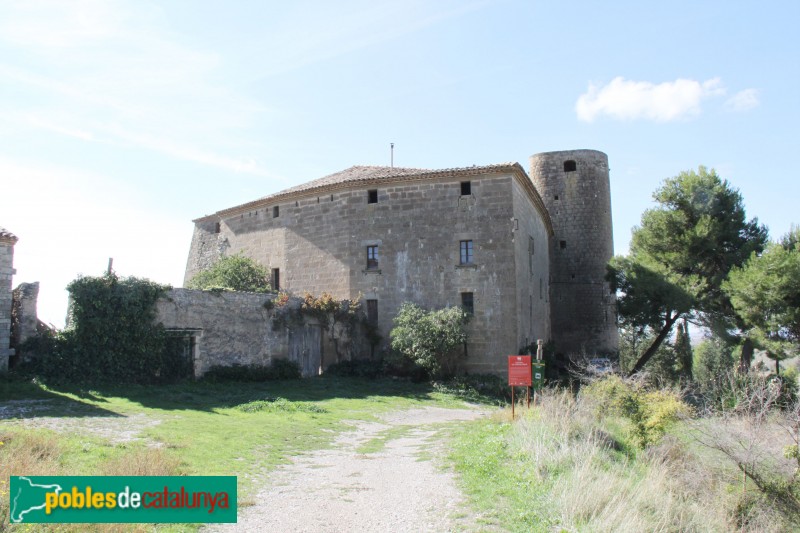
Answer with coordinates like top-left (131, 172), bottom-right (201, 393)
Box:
top-left (390, 143), bottom-right (394, 168)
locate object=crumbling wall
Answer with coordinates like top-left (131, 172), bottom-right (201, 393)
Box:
top-left (156, 288), bottom-right (281, 377)
top-left (156, 288), bottom-right (371, 378)
top-left (10, 281), bottom-right (44, 365)
top-left (0, 227), bottom-right (18, 373)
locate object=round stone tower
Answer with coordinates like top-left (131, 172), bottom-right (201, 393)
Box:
top-left (529, 150), bottom-right (618, 358)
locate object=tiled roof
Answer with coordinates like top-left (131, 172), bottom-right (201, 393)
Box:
top-left (207, 163), bottom-right (524, 219)
top-left (0, 226), bottom-right (18, 243)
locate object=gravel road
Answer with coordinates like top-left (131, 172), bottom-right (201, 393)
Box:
top-left (207, 405), bottom-right (490, 533)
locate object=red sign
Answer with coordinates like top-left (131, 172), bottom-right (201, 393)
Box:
top-left (508, 355), bottom-right (532, 386)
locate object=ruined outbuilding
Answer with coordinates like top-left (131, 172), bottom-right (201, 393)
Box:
top-left (0, 226), bottom-right (17, 372)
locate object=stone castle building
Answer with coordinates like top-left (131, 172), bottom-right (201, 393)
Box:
top-left (184, 149), bottom-right (618, 374)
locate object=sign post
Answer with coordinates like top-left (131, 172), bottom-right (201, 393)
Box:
top-left (533, 339), bottom-right (545, 405)
top-left (508, 355), bottom-right (532, 419)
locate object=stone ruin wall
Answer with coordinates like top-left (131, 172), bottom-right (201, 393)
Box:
top-left (0, 229), bottom-right (18, 372)
top-left (10, 282), bottom-right (43, 365)
top-left (155, 288), bottom-right (367, 378)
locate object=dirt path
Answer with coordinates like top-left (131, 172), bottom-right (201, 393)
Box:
top-left (207, 405), bottom-right (490, 533)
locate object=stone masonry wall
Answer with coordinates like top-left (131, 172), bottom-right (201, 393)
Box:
top-left (529, 150), bottom-right (619, 356)
top-left (185, 170), bottom-right (553, 374)
top-left (10, 282), bottom-right (40, 364)
top-left (0, 230), bottom-right (18, 373)
top-left (155, 288), bottom-right (281, 377)
top-left (511, 178), bottom-right (551, 351)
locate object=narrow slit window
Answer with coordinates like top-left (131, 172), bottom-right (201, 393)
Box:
top-left (272, 268), bottom-right (280, 291)
top-left (368, 189), bottom-right (378, 204)
top-left (460, 181), bottom-right (471, 196)
top-left (273, 206), bottom-right (279, 218)
top-left (564, 160), bottom-right (577, 172)
top-left (529, 236), bottom-right (534, 274)
top-left (367, 245), bottom-right (379, 269)
top-left (460, 240), bottom-right (474, 265)
top-left (461, 292), bottom-right (474, 315)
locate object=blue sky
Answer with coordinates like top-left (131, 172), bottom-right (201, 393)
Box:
top-left (1, 0), bottom-right (798, 327)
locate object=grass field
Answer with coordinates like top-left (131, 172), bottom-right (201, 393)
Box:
top-left (0, 376), bottom-right (483, 531)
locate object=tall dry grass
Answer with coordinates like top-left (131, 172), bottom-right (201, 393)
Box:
top-left (0, 430), bottom-right (183, 532)
top-left (506, 388), bottom-right (786, 532)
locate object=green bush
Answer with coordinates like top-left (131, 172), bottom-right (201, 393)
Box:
top-left (389, 302), bottom-right (469, 379)
top-left (201, 360), bottom-right (301, 382)
top-left (235, 397), bottom-right (327, 413)
top-left (582, 375), bottom-right (692, 449)
top-left (324, 359), bottom-right (385, 379)
top-left (186, 254), bottom-right (272, 293)
top-left (20, 273), bottom-right (188, 384)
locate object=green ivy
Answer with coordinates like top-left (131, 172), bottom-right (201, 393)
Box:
top-left (27, 273), bottom-right (189, 384)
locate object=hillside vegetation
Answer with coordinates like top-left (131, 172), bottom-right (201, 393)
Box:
top-left (451, 374), bottom-right (800, 532)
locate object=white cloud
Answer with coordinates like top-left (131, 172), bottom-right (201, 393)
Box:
top-left (725, 89), bottom-right (760, 112)
top-left (576, 77), bottom-right (726, 122)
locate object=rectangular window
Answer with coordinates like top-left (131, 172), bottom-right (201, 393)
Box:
top-left (273, 206), bottom-right (279, 218)
top-left (367, 245), bottom-right (379, 269)
top-left (460, 240), bottom-right (473, 265)
top-left (461, 292), bottom-right (474, 315)
top-left (460, 181), bottom-right (471, 196)
top-left (368, 189), bottom-right (378, 204)
top-left (560, 240), bottom-right (567, 249)
top-left (272, 268), bottom-right (280, 291)
top-left (366, 299), bottom-right (378, 324)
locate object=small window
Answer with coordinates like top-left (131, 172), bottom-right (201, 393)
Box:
top-left (564, 160), bottom-right (577, 172)
top-left (529, 236), bottom-right (534, 274)
top-left (560, 240), bottom-right (567, 249)
top-left (368, 190), bottom-right (378, 204)
top-left (460, 181), bottom-right (471, 196)
top-left (554, 195), bottom-right (559, 201)
top-left (460, 240), bottom-right (474, 265)
top-left (214, 222), bottom-right (221, 234)
top-left (273, 206), bottom-right (279, 218)
top-left (272, 268), bottom-right (280, 291)
top-left (461, 292), bottom-right (474, 315)
top-left (367, 245), bottom-right (379, 269)
top-left (366, 299), bottom-right (378, 324)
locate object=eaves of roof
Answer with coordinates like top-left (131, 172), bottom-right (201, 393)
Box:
top-left (194, 163), bottom-right (554, 236)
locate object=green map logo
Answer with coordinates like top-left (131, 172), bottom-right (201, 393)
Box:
top-left (9, 476), bottom-right (237, 523)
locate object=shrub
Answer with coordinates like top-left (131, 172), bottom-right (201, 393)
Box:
top-left (201, 360), bottom-right (301, 382)
top-left (582, 375), bottom-right (692, 449)
top-left (324, 359), bottom-right (385, 379)
top-left (235, 397), bottom-right (327, 414)
top-left (389, 302), bottom-right (470, 379)
top-left (186, 254), bottom-right (272, 293)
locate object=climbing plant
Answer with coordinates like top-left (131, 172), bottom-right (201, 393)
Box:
top-left (269, 291), bottom-right (379, 362)
top-left (31, 273), bottom-right (189, 384)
